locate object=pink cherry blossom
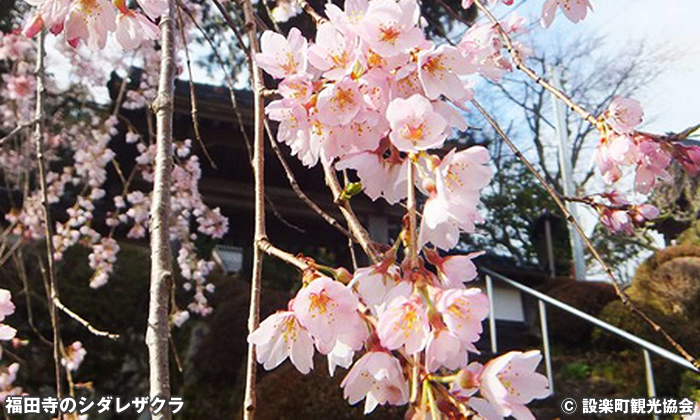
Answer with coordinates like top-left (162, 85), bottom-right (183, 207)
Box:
top-left (427, 251), bottom-right (484, 288)
top-left (541, 0), bottom-right (592, 28)
top-left (0, 363), bottom-right (22, 403)
top-left (271, 0), bottom-right (302, 22)
top-left (336, 150), bottom-right (408, 204)
top-left (386, 94), bottom-right (447, 152)
top-left (22, 0), bottom-right (70, 36)
top-left (135, 0), bottom-right (168, 20)
top-left (325, 0), bottom-right (368, 37)
top-left (114, 9), bottom-right (160, 50)
top-left (61, 341), bottom-right (87, 372)
top-left (607, 97), bottom-right (644, 134)
top-left (315, 77), bottom-right (364, 126)
top-left (377, 293), bottom-right (429, 354)
top-left (418, 44), bottom-right (472, 102)
top-left (419, 193), bottom-right (468, 250)
top-left (292, 276), bottom-right (365, 354)
top-left (436, 146), bottom-right (492, 202)
top-left (0, 290), bottom-right (16, 322)
top-left (449, 361), bottom-right (483, 399)
top-left (359, 0), bottom-right (424, 57)
top-left (436, 288), bottom-right (489, 345)
top-left (350, 263), bottom-right (401, 312)
top-left (341, 351), bottom-right (409, 414)
top-left (248, 311), bottom-right (315, 374)
top-left (64, 0), bottom-right (117, 50)
top-left (475, 350), bottom-right (550, 420)
top-left (634, 139), bottom-right (672, 194)
top-left (673, 144), bottom-right (700, 175)
top-left (425, 329), bottom-right (469, 372)
top-left (458, 23), bottom-right (513, 82)
top-left (255, 28), bottom-right (307, 79)
top-left (307, 22), bottom-right (357, 80)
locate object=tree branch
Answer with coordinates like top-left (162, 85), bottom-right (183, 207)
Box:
top-left (240, 0), bottom-right (267, 416)
top-left (470, 98), bottom-right (700, 369)
top-left (146, 1), bottom-right (177, 418)
top-left (33, 30), bottom-right (64, 409)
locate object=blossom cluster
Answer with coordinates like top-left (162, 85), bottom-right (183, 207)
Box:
top-left (22, 0), bottom-right (162, 50)
top-left (249, 250), bottom-right (550, 417)
top-left (0, 26), bottom-right (227, 322)
top-left (258, 0), bottom-right (524, 249)
top-left (591, 97), bottom-right (700, 233)
top-left (247, 0), bottom-right (560, 416)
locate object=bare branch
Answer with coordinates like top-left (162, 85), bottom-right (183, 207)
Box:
top-left (146, 1), bottom-right (177, 418)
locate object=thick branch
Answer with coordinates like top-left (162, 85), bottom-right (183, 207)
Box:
top-left (241, 0), bottom-right (267, 417)
top-left (322, 162), bottom-right (380, 263)
top-left (146, 2), bottom-right (177, 419)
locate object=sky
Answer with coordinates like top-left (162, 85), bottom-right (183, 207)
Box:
top-left (492, 0), bottom-right (700, 134)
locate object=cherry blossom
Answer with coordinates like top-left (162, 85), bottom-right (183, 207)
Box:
top-left (426, 250), bottom-right (484, 289)
top-left (386, 94), bottom-right (447, 152)
top-left (114, 4), bottom-right (160, 50)
top-left (248, 311), bottom-right (315, 374)
top-left (64, 0), bottom-right (117, 50)
top-left (341, 351), bottom-right (409, 414)
top-left (0, 290), bottom-right (16, 345)
top-left (376, 293), bottom-right (429, 354)
top-left (307, 22), bottom-right (357, 80)
top-left (135, 0), bottom-right (168, 20)
top-left (541, 0), bottom-right (592, 28)
top-left (426, 329), bottom-right (469, 372)
top-left (606, 97), bottom-right (644, 134)
top-left (62, 341), bottom-right (87, 372)
top-left (436, 288), bottom-right (489, 346)
top-left (292, 277), bottom-right (366, 354)
top-left (22, 0), bottom-right (70, 36)
top-left (359, 0), bottom-right (423, 57)
top-left (472, 350), bottom-right (550, 420)
top-left (336, 150), bottom-right (408, 204)
top-left (417, 44), bottom-right (472, 102)
top-left (0, 363), bottom-right (22, 403)
top-left (255, 28), bottom-right (308, 79)
top-left (350, 263), bottom-right (401, 313)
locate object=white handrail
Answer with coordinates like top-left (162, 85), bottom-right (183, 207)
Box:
top-left (481, 268), bottom-right (698, 373)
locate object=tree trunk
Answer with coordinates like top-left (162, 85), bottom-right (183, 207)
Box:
top-left (146, 1), bottom-right (176, 419)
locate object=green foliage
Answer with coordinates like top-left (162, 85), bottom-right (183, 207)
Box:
top-left (561, 362), bottom-right (590, 380)
top-left (473, 155), bottom-right (568, 268)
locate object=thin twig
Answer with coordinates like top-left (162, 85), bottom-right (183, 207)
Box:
top-left (263, 119), bottom-right (353, 239)
top-left (0, 118), bottom-right (39, 147)
top-left (14, 250), bottom-right (52, 346)
top-left (175, 6), bottom-right (217, 169)
top-left (295, 0), bottom-right (326, 24)
top-left (472, 0), bottom-right (598, 126)
top-left (52, 298), bottom-right (120, 340)
top-left (34, 30), bottom-right (64, 408)
top-left (470, 98), bottom-right (700, 369)
top-left (258, 239), bottom-right (309, 271)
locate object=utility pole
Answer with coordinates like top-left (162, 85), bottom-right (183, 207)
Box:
top-left (550, 66), bottom-right (587, 280)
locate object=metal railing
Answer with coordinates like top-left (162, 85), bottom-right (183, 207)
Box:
top-left (481, 268), bottom-right (698, 419)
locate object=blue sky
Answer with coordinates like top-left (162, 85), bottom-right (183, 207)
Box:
top-left (491, 0), bottom-right (700, 133)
